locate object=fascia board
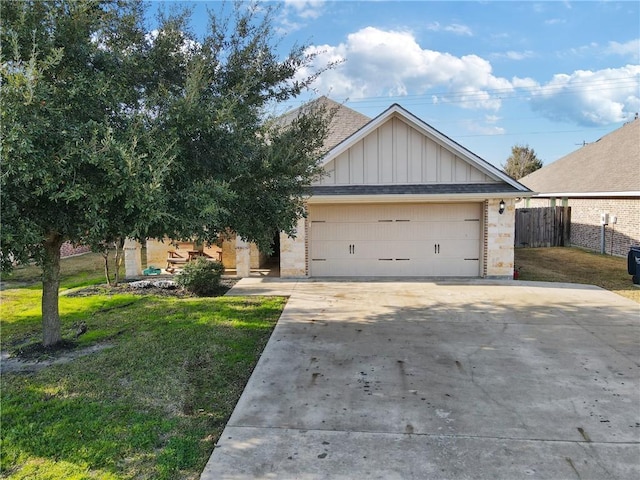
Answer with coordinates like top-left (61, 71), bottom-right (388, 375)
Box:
top-left (306, 191), bottom-right (527, 204)
top-left (392, 105), bottom-right (528, 192)
top-left (531, 191), bottom-right (640, 198)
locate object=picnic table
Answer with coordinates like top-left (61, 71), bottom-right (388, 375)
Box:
top-left (166, 249), bottom-right (222, 272)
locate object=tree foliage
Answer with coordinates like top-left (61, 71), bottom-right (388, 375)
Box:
top-left (1, 0), bottom-right (168, 345)
top-left (1, 0), bottom-right (332, 346)
top-left (502, 144), bottom-right (543, 180)
top-left (142, 2), bottom-right (332, 249)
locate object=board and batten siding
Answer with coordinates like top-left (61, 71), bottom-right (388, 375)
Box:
top-left (315, 116), bottom-right (498, 186)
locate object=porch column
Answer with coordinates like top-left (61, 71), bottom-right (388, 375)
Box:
top-left (124, 238), bottom-right (142, 278)
top-left (485, 198), bottom-right (515, 279)
top-left (280, 217), bottom-right (307, 278)
top-left (235, 237), bottom-right (251, 278)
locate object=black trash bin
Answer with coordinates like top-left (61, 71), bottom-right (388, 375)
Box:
top-left (628, 246), bottom-right (640, 284)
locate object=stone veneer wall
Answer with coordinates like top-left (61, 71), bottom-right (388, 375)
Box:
top-left (220, 236), bottom-right (263, 269)
top-left (485, 198), bottom-right (515, 278)
top-left (280, 217), bottom-right (307, 278)
top-left (522, 197), bottom-right (639, 256)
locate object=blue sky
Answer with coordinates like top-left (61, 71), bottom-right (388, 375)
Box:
top-left (151, 1), bottom-right (640, 168)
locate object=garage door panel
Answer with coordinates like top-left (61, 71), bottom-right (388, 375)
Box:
top-left (438, 239), bottom-right (481, 258)
top-left (311, 203), bottom-right (481, 222)
top-left (309, 203), bottom-right (482, 277)
top-left (314, 258), bottom-right (478, 277)
top-left (442, 221), bottom-right (481, 239)
top-left (311, 259), bottom-right (391, 276)
top-left (312, 241), bottom-right (391, 260)
top-left (430, 258), bottom-right (480, 276)
top-left (311, 241), bottom-right (351, 260)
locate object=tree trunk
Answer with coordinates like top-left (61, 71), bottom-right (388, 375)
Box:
top-left (102, 248), bottom-right (112, 286)
top-left (113, 237), bottom-right (125, 286)
top-left (42, 232), bottom-right (64, 347)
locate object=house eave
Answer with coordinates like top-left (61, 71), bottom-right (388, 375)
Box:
top-left (531, 191), bottom-right (640, 199)
top-left (306, 192), bottom-right (526, 204)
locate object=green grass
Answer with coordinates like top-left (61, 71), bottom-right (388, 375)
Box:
top-left (515, 247), bottom-right (640, 303)
top-left (1, 252), bottom-right (122, 289)
top-left (1, 274), bottom-right (284, 478)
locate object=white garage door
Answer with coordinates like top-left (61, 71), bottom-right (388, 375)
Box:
top-left (309, 203), bottom-right (482, 277)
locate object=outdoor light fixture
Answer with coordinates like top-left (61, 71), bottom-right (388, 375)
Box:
top-left (498, 199), bottom-right (505, 215)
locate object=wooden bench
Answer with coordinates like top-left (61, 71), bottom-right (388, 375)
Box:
top-left (166, 251), bottom-right (188, 272)
top-left (187, 250), bottom-right (222, 262)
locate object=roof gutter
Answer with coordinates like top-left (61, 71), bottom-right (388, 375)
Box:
top-left (306, 191), bottom-right (528, 204)
top-left (530, 191), bottom-right (640, 198)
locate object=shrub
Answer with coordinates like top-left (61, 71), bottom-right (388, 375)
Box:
top-left (175, 258), bottom-right (224, 296)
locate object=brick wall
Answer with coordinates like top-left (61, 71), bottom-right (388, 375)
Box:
top-left (60, 242), bottom-right (91, 258)
top-left (519, 197), bottom-right (639, 256)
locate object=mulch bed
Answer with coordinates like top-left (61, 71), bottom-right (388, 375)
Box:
top-left (65, 278), bottom-right (239, 298)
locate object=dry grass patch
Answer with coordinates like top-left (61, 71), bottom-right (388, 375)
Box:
top-left (515, 247), bottom-right (639, 303)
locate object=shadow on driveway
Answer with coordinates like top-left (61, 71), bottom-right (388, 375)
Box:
top-left (204, 279), bottom-right (640, 479)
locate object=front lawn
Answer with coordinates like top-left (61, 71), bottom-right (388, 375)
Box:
top-left (1, 251), bottom-right (115, 289)
top-left (515, 247), bottom-right (639, 303)
top-left (1, 256), bottom-right (284, 479)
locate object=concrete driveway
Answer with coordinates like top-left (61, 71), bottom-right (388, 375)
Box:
top-left (202, 279), bottom-right (640, 480)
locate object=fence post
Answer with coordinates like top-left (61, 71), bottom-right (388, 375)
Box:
top-left (562, 205), bottom-right (571, 246)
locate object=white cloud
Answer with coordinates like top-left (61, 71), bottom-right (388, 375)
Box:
top-left (276, 18), bottom-right (303, 35)
top-left (604, 39), bottom-right (640, 62)
top-left (560, 40), bottom-right (638, 62)
top-left (427, 21), bottom-right (473, 36)
top-left (511, 76), bottom-right (538, 89)
top-left (527, 65), bottom-right (640, 125)
top-left (283, 0), bottom-right (325, 20)
top-left (277, 0), bottom-right (325, 34)
top-left (462, 119), bottom-right (505, 136)
top-left (298, 27), bottom-right (640, 128)
top-left (493, 50), bottom-right (536, 61)
top-left (298, 27), bottom-right (511, 109)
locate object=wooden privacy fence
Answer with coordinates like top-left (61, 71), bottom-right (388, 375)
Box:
top-left (515, 206), bottom-right (571, 248)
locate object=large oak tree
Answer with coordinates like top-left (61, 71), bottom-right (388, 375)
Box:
top-left (1, 0), bottom-right (331, 346)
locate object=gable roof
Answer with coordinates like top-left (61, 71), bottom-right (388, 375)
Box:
top-left (320, 103), bottom-right (529, 192)
top-left (519, 118), bottom-right (640, 195)
top-left (276, 96), bottom-right (371, 151)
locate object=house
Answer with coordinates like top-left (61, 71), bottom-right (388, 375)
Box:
top-left (279, 101), bottom-right (529, 279)
top-left (126, 99), bottom-right (530, 279)
top-left (518, 118), bottom-right (640, 256)
top-left (60, 242), bottom-right (90, 258)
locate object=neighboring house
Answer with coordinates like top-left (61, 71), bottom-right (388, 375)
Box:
top-left (518, 118), bottom-right (640, 256)
top-left (60, 242), bottom-right (90, 258)
top-left (127, 99), bottom-right (530, 278)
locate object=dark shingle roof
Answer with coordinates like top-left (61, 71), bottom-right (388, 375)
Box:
top-left (519, 119), bottom-right (640, 194)
top-left (310, 183), bottom-right (521, 196)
